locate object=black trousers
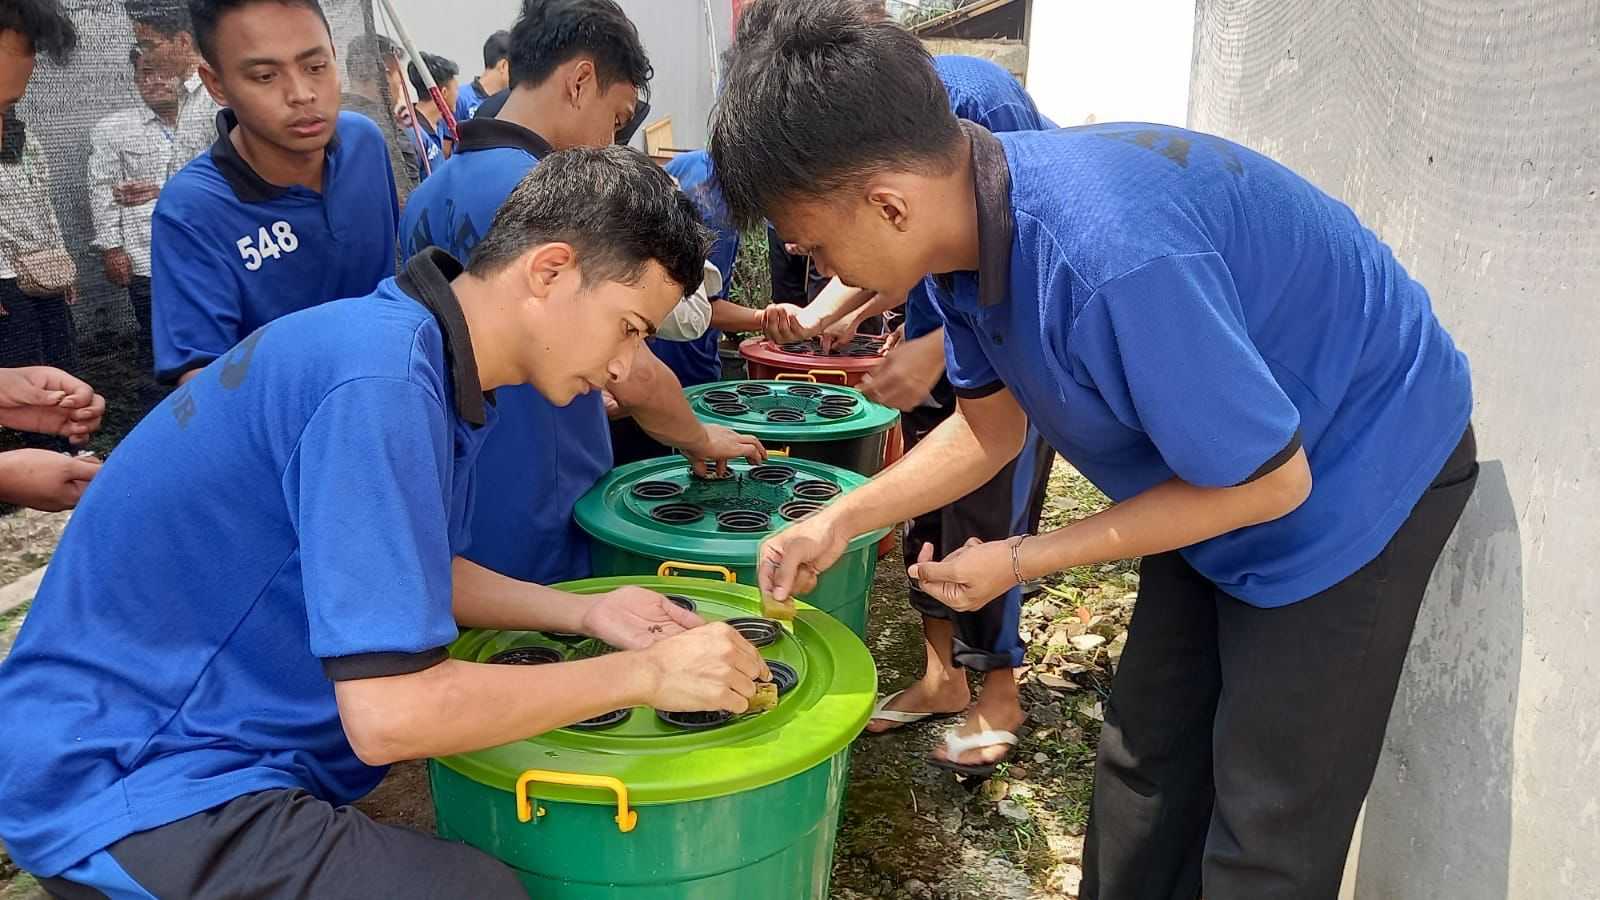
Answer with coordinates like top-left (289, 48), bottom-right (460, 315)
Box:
top-left (40, 789), bottom-right (527, 899)
top-left (902, 377), bottom-right (1055, 671)
top-left (609, 413), bottom-right (671, 468)
top-left (127, 275), bottom-right (153, 365)
top-left (1081, 426), bottom-right (1479, 900)
top-left (0, 278), bottom-right (78, 374)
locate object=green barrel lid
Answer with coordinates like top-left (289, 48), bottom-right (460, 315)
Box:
top-left (686, 380), bottom-right (899, 443)
top-left (574, 456), bottom-right (890, 564)
top-left (431, 576), bottom-right (878, 805)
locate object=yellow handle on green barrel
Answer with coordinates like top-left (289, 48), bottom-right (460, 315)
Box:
top-left (516, 769), bottom-right (637, 834)
top-left (656, 561), bottom-right (736, 582)
top-left (774, 372), bottom-right (817, 383)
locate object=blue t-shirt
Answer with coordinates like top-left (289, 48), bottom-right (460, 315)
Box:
top-left (0, 254), bottom-right (496, 875)
top-left (399, 117), bottom-right (608, 584)
top-left (410, 113), bottom-right (445, 180)
top-left (150, 109), bottom-right (399, 383)
top-left (456, 78), bottom-right (490, 123)
top-left (651, 150), bottom-right (739, 387)
top-left (931, 124), bottom-right (1472, 606)
top-left (906, 56), bottom-right (1054, 340)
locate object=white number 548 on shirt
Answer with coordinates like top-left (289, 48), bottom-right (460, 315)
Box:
top-left (236, 221), bottom-right (301, 271)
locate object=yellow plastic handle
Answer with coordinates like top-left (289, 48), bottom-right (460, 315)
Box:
top-left (656, 561), bottom-right (736, 583)
top-left (807, 369), bottom-right (850, 385)
top-left (516, 770), bottom-right (637, 833)
top-left (774, 372), bottom-right (817, 383)
top-left (767, 447), bottom-right (791, 457)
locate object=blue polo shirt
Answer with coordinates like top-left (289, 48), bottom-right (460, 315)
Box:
top-left (930, 123), bottom-right (1472, 606)
top-left (150, 109), bottom-right (398, 383)
top-left (456, 77), bottom-right (490, 123)
top-left (410, 112), bottom-right (445, 180)
top-left (906, 56), bottom-right (1053, 340)
top-left (0, 250), bottom-right (496, 876)
top-left (399, 117), bottom-right (608, 584)
top-left (651, 150), bottom-right (738, 387)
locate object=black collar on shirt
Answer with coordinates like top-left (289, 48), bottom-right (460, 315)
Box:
top-left (963, 121), bottom-right (1016, 308)
top-left (395, 248), bottom-right (491, 426)
top-left (454, 116), bottom-right (552, 157)
top-left (208, 108), bottom-right (342, 203)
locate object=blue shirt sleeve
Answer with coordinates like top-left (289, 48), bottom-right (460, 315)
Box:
top-left (1068, 252), bottom-right (1302, 487)
top-left (286, 377), bottom-right (459, 664)
top-left (904, 279), bottom-right (943, 340)
top-left (931, 281), bottom-right (1001, 395)
top-left (150, 211), bottom-right (246, 384)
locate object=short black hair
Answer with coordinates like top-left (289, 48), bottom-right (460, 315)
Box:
top-left (482, 29), bottom-right (511, 69)
top-left (188, 0), bottom-right (331, 68)
top-left (470, 145), bottom-right (712, 300)
top-left (345, 33), bottom-right (400, 85)
top-left (124, 0), bottom-right (190, 38)
top-left (0, 0), bottom-right (78, 65)
top-left (408, 51), bottom-right (458, 96)
top-left (709, 0), bottom-right (961, 228)
top-left (507, 0), bottom-right (652, 93)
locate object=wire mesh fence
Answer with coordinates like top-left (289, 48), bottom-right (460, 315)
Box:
top-left (2, 0), bottom-right (413, 456)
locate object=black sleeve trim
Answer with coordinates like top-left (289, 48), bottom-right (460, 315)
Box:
top-left (155, 357), bottom-right (216, 387)
top-left (953, 380), bottom-right (1006, 400)
top-left (322, 647), bottom-right (449, 681)
top-left (1240, 430), bottom-right (1304, 485)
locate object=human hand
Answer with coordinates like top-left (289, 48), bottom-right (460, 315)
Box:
top-left (638, 623), bottom-right (771, 713)
top-left (112, 181), bottom-right (160, 206)
top-left (683, 425), bottom-right (766, 479)
top-left (761, 303), bottom-right (808, 344)
top-left (103, 248), bottom-right (133, 287)
top-left (581, 585), bottom-right (706, 651)
top-left (757, 511), bottom-right (851, 604)
top-left (860, 331), bottom-right (945, 411)
top-left (905, 538), bottom-right (1014, 613)
top-left (0, 449), bottom-right (102, 511)
top-left (0, 367), bottom-right (106, 444)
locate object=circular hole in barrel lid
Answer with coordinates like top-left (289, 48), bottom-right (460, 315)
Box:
top-left (702, 389), bottom-right (741, 405)
top-left (816, 405), bottom-right (851, 419)
top-left (765, 407), bottom-right (806, 423)
top-left (651, 502), bottom-right (706, 524)
top-left (709, 402), bottom-right (751, 416)
top-left (818, 393), bottom-right (858, 407)
top-left (570, 708), bottom-right (630, 730)
top-left (792, 480), bottom-right (842, 501)
top-left (748, 464), bottom-right (798, 484)
top-left (657, 709), bottom-right (734, 730)
top-left (632, 480), bottom-right (685, 500)
top-left (846, 347), bottom-right (879, 357)
top-left (785, 384), bottom-right (823, 399)
top-left (666, 594), bottom-right (698, 613)
top-left (716, 509), bottom-right (771, 533)
top-left (723, 616), bottom-right (782, 647)
top-left (764, 660), bottom-right (799, 696)
top-left (488, 646), bottom-right (564, 666)
top-left (779, 499), bottom-right (824, 521)
top-left (735, 383), bottom-right (772, 397)
top-left (779, 343), bottom-right (810, 354)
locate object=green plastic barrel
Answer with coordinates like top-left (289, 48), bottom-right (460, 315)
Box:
top-left (430, 576), bottom-right (877, 898)
top-left (574, 456), bottom-right (888, 637)
top-left (685, 380), bottom-right (901, 477)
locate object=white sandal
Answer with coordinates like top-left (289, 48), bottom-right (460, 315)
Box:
top-left (928, 727), bottom-right (1020, 776)
top-left (866, 690), bottom-right (960, 732)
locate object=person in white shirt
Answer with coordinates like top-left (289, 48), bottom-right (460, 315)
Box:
top-left (124, 0), bottom-right (220, 185)
top-left (89, 48), bottom-right (187, 363)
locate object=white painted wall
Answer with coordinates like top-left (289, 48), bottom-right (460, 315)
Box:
top-left (1024, 0), bottom-right (1196, 127)
top-left (378, 0), bottom-right (732, 148)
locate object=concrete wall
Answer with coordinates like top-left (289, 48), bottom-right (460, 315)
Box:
top-left (1190, 2), bottom-right (1600, 897)
top-left (1024, 0), bottom-right (1195, 126)
top-left (381, 0), bottom-right (732, 149)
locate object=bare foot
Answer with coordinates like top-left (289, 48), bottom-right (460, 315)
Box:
top-left (865, 676), bottom-right (971, 734)
top-left (930, 671), bottom-right (1025, 767)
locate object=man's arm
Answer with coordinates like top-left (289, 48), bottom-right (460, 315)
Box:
top-left (149, 211), bottom-right (243, 384)
top-left (759, 387), bottom-right (1030, 602)
top-left (610, 346), bottom-right (765, 469)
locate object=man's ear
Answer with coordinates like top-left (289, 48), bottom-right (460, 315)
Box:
top-left (197, 62), bottom-right (227, 107)
top-left (519, 242), bottom-right (578, 299)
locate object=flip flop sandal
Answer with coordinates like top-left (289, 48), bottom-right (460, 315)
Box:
top-left (865, 689), bottom-right (960, 734)
top-left (926, 727), bottom-right (1020, 778)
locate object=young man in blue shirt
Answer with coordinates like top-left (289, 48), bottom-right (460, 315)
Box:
top-left (0, 146), bottom-right (769, 898)
top-left (401, 0), bottom-right (761, 588)
top-left (457, 29), bottom-right (510, 122)
top-left (723, 4), bottom-right (1478, 898)
top-left (150, 0), bottom-right (399, 386)
top-left (405, 50), bottom-right (458, 181)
